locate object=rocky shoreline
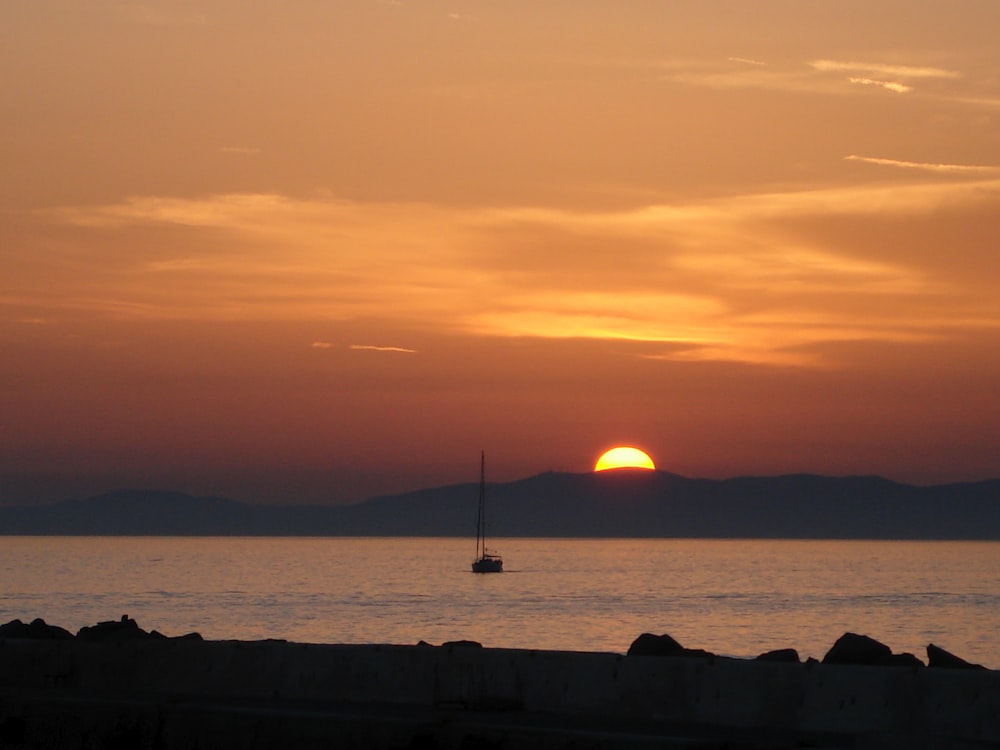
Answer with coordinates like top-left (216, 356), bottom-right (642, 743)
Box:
top-left (1, 617), bottom-right (998, 748)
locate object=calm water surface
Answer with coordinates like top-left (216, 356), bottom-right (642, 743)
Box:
top-left (2, 537), bottom-right (997, 666)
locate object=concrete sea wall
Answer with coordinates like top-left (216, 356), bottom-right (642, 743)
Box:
top-left (1, 637), bottom-right (998, 748)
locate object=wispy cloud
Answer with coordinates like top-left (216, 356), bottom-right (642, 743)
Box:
top-left (655, 55), bottom-right (975, 102)
top-left (22, 178), bottom-right (1000, 367)
top-left (810, 60), bottom-right (959, 80)
top-left (311, 341), bottom-right (333, 349)
top-left (847, 77), bottom-right (911, 94)
top-left (808, 60), bottom-right (962, 96)
top-left (350, 344), bottom-right (417, 353)
top-left (846, 155), bottom-right (1000, 174)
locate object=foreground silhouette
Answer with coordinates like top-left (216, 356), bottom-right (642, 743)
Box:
top-left (0, 616), bottom-right (996, 749)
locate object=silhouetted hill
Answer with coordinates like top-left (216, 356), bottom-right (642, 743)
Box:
top-left (0, 472), bottom-right (997, 538)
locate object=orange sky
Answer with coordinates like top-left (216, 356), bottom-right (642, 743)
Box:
top-left (3, 2), bottom-right (999, 504)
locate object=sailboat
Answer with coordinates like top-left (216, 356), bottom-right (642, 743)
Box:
top-left (471, 451), bottom-right (503, 573)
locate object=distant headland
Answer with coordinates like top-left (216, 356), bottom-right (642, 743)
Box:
top-left (1, 470), bottom-right (997, 538)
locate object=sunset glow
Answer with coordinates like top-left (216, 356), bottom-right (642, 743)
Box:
top-left (2, 3), bottom-right (998, 505)
top-left (594, 448), bottom-right (656, 473)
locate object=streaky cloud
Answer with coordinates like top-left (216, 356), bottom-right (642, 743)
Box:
top-left (32, 180), bottom-right (1000, 368)
top-left (350, 344), bottom-right (417, 353)
top-left (848, 77), bottom-right (911, 93)
top-left (846, 155), bottom-right (1000, 174)
top-left (810, 60), bottom-right (959, 79)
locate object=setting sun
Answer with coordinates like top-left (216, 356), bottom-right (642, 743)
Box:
top-left (594, 447), bottom-right (656, 472)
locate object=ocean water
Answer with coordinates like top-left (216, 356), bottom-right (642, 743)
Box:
top-left (2, 537), bottom-right (997, 667)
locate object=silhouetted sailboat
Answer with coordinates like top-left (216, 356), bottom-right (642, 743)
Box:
top-left (472, 451), bottom-right (503, 573)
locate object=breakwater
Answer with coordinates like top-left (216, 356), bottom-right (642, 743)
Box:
top-left (1, 620), bottom-right (997, 749)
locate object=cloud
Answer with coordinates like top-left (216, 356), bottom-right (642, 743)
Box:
top-left (809, 60), bottom-right (959, 80)
top-left (847, 77), bottom-right (911, 93)
top-left (654, 56), bottom-right (976, 102)
top-left (311, 341), bottom-right (333, 349)
top-left (20, 177), bottom-right (1000, 368)
top-left (807, 60), bottom-right (963, 96)
top-left (659, 60), bottom-right (818, 93)
top-left (846, 155), bottom-right (1000, 175)
top-left (56, 193), bottom-right (290, 229)
top-left (350, 344), bottom-right (417, 353)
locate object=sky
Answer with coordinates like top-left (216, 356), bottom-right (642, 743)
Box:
top-left (3, 1), bottom-right (1000, 505)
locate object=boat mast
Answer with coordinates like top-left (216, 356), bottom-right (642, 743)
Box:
top-left (476, 450), bottom-right (486, 559)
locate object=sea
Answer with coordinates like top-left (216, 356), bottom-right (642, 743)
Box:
top-left (2, 537), bottom-right (997, 667)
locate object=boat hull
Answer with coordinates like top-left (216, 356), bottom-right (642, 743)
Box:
top-left (472, 556), bottom-right (503, 573)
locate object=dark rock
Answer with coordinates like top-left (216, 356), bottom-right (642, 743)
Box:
top-left (626, 633), bottom-right (714, 658)
top-left (627, 633), bottom-right (685, 657)
top-left (756, 648), bottom-right (800, 663)
top-left (927, 643), bottom-right (985, 670)
top-left (76, 615), bottom-right (152, 641)
top-left (822, 633), bottom-right (893, 665)
top-left (885, 652), bottom-right (924, 668)
top-left (0, 618), bottom-right (73, 640)
top-left (443, 640), bottom-right (483, 648)
top-left (172, 631), bottom-right (203, 641)
top-left (626, 633), bottom-right (684, 656)
top-left (681, 648), bottom-right (716, 659)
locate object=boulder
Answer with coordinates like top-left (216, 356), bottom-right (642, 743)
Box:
top-left (927, 643), bottom-right (985, 670)
top-left (627, 633), bottom-right (685, 657)
top-left (756, 648), bottom-right (800, 663)
top-left (627, 633), bottom-right (714, 658)
top-left (884, 652), bottom-right (924, 668)
top-left (171, 631), bottom-right (204, 641)
top-left (442, 640), bottom-right (482, 648)
top-left (76, 615), bottom-right (152, 642)
top-left (0, 618), bottom-right (73, 640)
top-left (822, 633), bottom-right (893, 666)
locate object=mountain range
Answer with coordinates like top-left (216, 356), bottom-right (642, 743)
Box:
top-left (0, 471), bottom-right (997, 538)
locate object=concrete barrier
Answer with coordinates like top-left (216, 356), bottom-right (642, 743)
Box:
top-left (0, 638), bottom-right (997, 748)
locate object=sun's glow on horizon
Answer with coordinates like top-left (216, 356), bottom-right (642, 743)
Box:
top-left (594, 446), bottom-right (656, 472)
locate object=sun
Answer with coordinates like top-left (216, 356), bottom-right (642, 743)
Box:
top-left (594, 446), bottom-right (656, 472)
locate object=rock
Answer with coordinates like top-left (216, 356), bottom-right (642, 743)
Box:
top-left (627, 633), bottom-right (714, 659)
top-left (76, 615), bottom-right (152, 641)
top-left (927, 643), bottom-right (985, 670)
top-left (627, 633), bottom-right (685, 657)
top-left (822, 633), bottom-right (893, 665)
top-left (684, 648), bottom-right (716, 659)
top-left (756, 648), bottom-right (800, 663)
top-left (885, 652), bottom-right (924, 667)
top-left (0, 618), bottom-right (73, 640)
top-left (443, 640), bottom-right (482, 648)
